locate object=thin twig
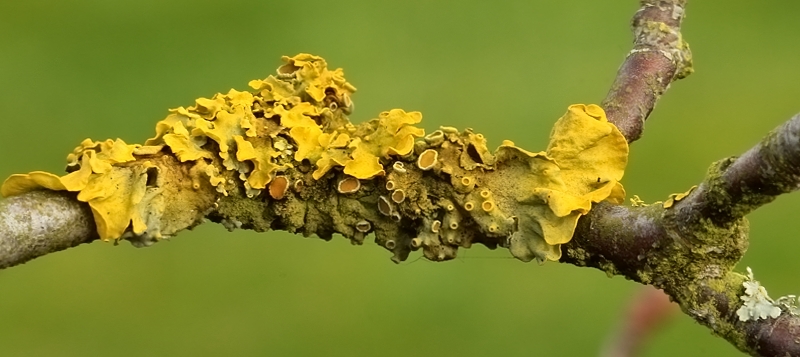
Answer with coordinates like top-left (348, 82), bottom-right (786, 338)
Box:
top-left (0, 1), bottom-right (797, 355)
top-left (602, 0), bottom-right (693, 142)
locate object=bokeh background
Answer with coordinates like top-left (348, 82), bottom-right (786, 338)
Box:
top-left (1, 1), bottom-right (799, 356)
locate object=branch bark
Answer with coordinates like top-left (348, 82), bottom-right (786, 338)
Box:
top-left (0, 190), bottom-right (96, 269)
top-left (0, 0), bottom-right (694, 272)
top-left (562, 112), bottom-right (800, 356)
top-left (602, 0), bottom-right (693, 143)
top-left (676, 113), bottom-right (800, 227)
top-left (0, 0), bottom-right (797, 356)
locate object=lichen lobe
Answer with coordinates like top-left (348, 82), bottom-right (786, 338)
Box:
top-left (1, 54), bottom-right (629, 263)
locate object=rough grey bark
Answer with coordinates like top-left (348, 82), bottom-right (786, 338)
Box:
top-left (0, 190), bottom-right (97, 269)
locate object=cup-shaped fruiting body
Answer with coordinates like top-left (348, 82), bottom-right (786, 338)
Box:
top-left (385, 180), bottom-right (396, 191)
top-left (378, 196), bottom-right (393, 216)
top-left (411, 237), bottom-right (423, 248)
top-left (421, 238), bottom-right (457, 261)
top-left (437, 198), bottom-right (456, 212)
top-left (413, 217), bottom-right (455, 261)
top-left (337, 176), bottom-right (361, 194)
top-left (461, 176), bottom-right (474, 187)
top-left (441, 225), bottom-right (464, 245)
top-left (293, 179), bottom-right (304, 192)
top-left (391, 189), bottom-right (405, 204)
top-left (392, 161), bottom-right (406, 173)
top-left (448, 220), bottom-right (459, 230)
top-left (424, 130), bottom-right (445, 146)
top-left (453, 175), bottom-right (476, 193)
top-left (440, 126), bottom-right (459, 134)
top-left (464, 201), bottom-right (475, 212)
top-left (481, 200), bottom-right (495, 212)
top-left (488, 223), bottom-right (499, 233)
top-left (479, 213), bottom-right (515, 237)
top-left (479, 189), bottom-right (491, 199)
top-left (385, 239), bottom-right (397, 250)
top-left (431, 220), bottom-right (441, 233)
top-left (352, 231), bottom-right (366, 245)
top-left (440, 207), bottom-right (464, 245)
top-left (417, 149), bottom-right (438, 171)
top-left (269, 176), bottom-right (289, 200)
top-left (355, 220), bottom-right (372, 233)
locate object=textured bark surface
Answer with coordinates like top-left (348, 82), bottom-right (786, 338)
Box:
top-left (0, 190), bottom-right (97, 269)
top-left (602, 0), bottom-right (693, 143)
top-left (0, 0), bottom-right (798, 356)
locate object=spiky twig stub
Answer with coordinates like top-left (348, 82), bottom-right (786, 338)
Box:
top-left (2, 54), bottom-right (629, 264)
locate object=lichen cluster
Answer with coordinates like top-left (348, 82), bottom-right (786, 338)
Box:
top-left (1, 54), bottom-right (629, 263)
top-left (737, 267), bottom-right (782, 321)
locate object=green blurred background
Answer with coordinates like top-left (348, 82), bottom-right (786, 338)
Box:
top-left (1, 1), bottom-right (798, 356)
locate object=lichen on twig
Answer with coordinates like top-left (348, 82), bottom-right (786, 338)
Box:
top-left (737, 267), bottom-right (800, 322)
top-left (2, 0), bottom-right (800, 355)
top-left (2, 54), bottom-right (629, 264)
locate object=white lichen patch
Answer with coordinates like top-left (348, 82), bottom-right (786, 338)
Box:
top-left (736, 267), bottom-right (781, 322)
top-left (775, 295), bottom-right (800, 316)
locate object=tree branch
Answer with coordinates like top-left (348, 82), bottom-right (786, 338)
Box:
top-left (602, 0), bottom-right (693, 143)
top-left (563, 113), bottom-right (800, 356)
top-left (0, 1), bottom-right (797, 356)
top-left (675, 113), bottom-right (800, 227)
top-left (0, 0), bottom-right (694, 273)
top-left (0, 190), bottom-right (96, 269)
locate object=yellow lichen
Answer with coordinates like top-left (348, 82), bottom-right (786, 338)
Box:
top-left (663, 185), bottom-right (697, 208)
top-left (498, 104), bottom-right (628, 262)
top-left (343, 146), bottom-right (385, 179)
top-left (190, 91), bottom-right (252, 171)
top-left (2, 140), bottom-right (211, 242)
top-left (391, 189), bottom-right (406, 204)
top-left (163, 121), bottom-right (213, 162)
top-left (337, 176), bottom-right (361, 194)
top-left (1, 54), bottom-right (629, 264)
top-left (77, 162), bottom-right (156, 239)
top-left (1, 171), bottom-right (66, 196)
top-left (277, 53), bottom-right (356, 104)
top-left (417, 149), bottom-right (438, 170)
top-left (369, 109), bottom-right (425, 157)
top-left (0, 53), bottom-right (366, 242)
top-left (630, 195), bottom-right (648, 207)
top-left (234, 135), bottom-right (283, 189)
top-left (268, 175), bottom-right (289, 200)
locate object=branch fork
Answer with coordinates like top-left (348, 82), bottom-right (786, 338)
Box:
top-left (1, 1), bottom-right (798, 356)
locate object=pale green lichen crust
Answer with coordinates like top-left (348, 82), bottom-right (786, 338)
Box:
top-left (737, 267), bottom-right (799, 322)
top-left (737, 267), bottom-right (781, 321)
top-left (1, 54), bottom-right (629, 262)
